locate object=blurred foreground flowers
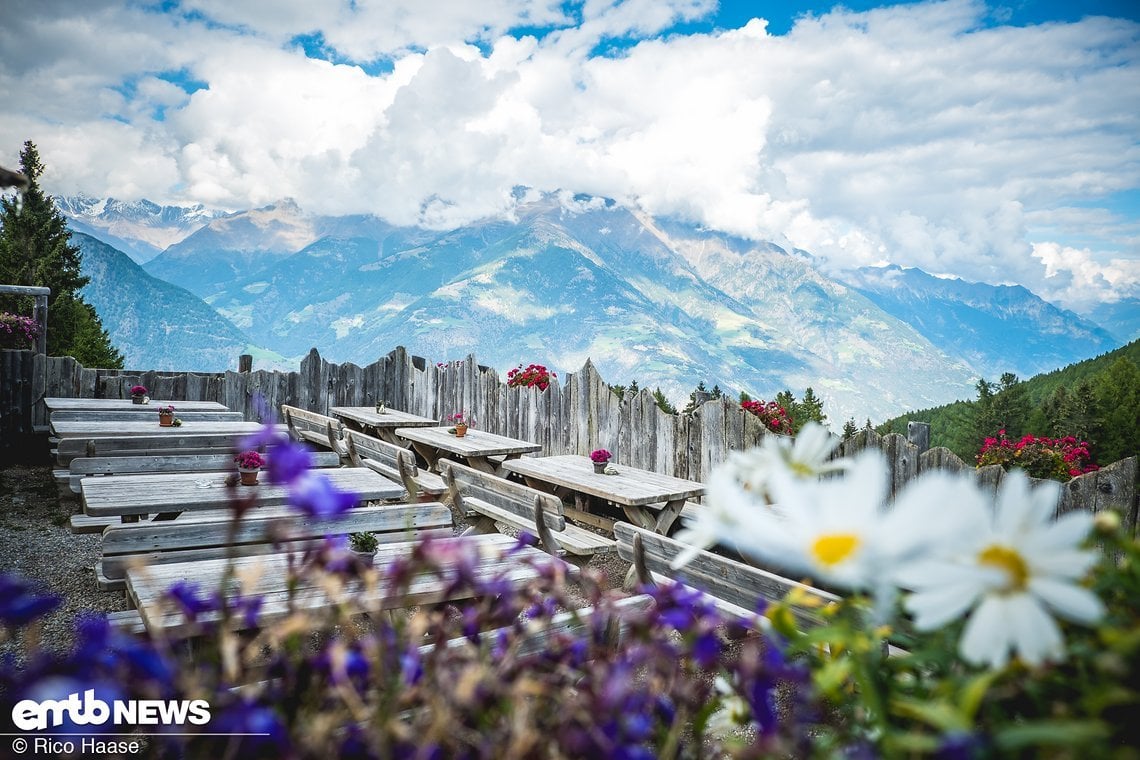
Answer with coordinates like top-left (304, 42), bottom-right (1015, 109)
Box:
top-left (1, 421), bottom-right (1137, 757)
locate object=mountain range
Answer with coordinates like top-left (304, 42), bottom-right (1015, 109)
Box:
top-left (72, 232), bottom-right (255, 371)
top-left (60, 195), bottom-right (1132, 422)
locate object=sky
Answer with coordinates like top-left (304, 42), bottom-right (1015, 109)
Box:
top-left (3, 0), bottom-right (1139, 313)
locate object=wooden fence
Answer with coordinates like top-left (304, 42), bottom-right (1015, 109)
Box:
top-left (2, 346), bottom-right (1136, 535)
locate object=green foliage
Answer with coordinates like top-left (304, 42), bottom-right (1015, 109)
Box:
top-left (1093, 358), bottom-right (1140, 462)
top-left (682, 381), bottom-right (724, 413)
top-left (349, 531), bottom-right (379, 553)
top-left (0, 140), bottom-right (122, 367)
top-left (768, 514), bottom-right (1140, 757)
top-left (48, 294), bottom-right (124, 368)
top-left (973, 373), bottom-right (1030, 441)
top-left (774, 387), bottom-right (828, 434)
top-left (652, 386), bottom-right (677, 414)
top-left (842, 417), bottom-right (858, 439)
top-left (610, 379), bottom-right (644, 402)
top-left (881, 340), bottom-right (1140, 464)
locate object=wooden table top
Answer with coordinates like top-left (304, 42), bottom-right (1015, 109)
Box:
top-left (51, 419), bottom-right (269, 438)
top-left (501, 455), bottom-right (705, 508)
top-left (395, 426), bottom-right (543, 457)
top-left (44, 398), bottom-right (230, 412)
top-left (126, 533), bottom-right (557, 635)
top-left (82, 467), bottom-right (403, 517)
top-left (330, 406), bottom-right (438, 429)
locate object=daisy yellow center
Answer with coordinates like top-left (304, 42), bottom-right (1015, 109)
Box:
top-left (978, 544), bottom-right (1029, 591)
top-left (789, 460), bottom-right (815, 478)
top-left (811, 534), bottom-right (859, 567)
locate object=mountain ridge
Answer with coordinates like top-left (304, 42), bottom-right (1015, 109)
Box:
top-left (60, 194), bottom-right (1130, 422)
top-left (72, 231), bottom-right (256, 371)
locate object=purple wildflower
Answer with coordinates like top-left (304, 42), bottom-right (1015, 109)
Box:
top-left (166, 580), bottom-right (218, 619)
top-left (289, 472), bottom-right (357, 518)
top-left (400, 647), bottom-right (423, 687)
top-left (207, 699), bottom-right (289, 754)
top-left (0, 574), bottom-right (61, 626)
top-left (266, 439), bottom-right (314, 485)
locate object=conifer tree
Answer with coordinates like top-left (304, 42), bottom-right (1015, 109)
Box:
top-left (1094, 358), bottom-right (1140, 462)
top-left (0, 141), bottom-right (122, 367)
top-left (652, 387), bottom-right (677, 414)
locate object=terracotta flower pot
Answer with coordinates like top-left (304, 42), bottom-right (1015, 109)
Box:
top-left (455, 423), bottom-right (468, 438)
top-left (159, 413), bottom-right (174, 427)
top-left (238, 467), bottom-right (259, 486)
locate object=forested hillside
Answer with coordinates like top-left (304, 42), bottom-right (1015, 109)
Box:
top-left (879, 339), bottom-right (1140, 464)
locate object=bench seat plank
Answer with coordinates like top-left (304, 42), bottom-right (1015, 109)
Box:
top-left (98, 502), bottom-right (455, 590)
top-left (465, 497), bottom-right (615, 556)
top-left (125, 533), bottom-right (562, 636)
top-left (65, 451), bottom-right (342, 494)
top-left (443, 461), bottom-right (616, 562)
top-left (615, 523), bottom-right (840, 631)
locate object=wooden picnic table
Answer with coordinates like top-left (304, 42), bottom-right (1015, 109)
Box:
top-left (82, 467), bottom-right (403, 521)
top-left (51, 419), bottom-right (268, 438)
top-left (54, 425), bottom-right (291, 467)
top-left (125, 533), bottom-right (562, 637)
top-left (500, 455), bottom-right (705, 538)
top-left (395, 426), bottom-right (542, 475)
top-left (44, 397), bottom-right (230, 413)
top-left (330, 406), bottom-right (438, 445)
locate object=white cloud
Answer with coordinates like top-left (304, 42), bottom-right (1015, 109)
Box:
top-left (1, 0), bottom-right (1138, 309)
top-left (1032, 242), bottom-right (1140, 310)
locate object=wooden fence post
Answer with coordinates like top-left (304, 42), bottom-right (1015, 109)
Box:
top-left (238, 354), bottom-right (252, 373)
top-left (0, 284), bottom-right (50, 354)
top-left (907, 421), bottom-right (931, 456)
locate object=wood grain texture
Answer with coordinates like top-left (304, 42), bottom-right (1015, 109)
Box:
top-left (82, 467), bottom-right (403, 517)
top-left (51, 410), bottom-right (243, 423)
top-left (45, 398), bottom-right (229, 412)
top-left (100, 502), bottom-right (454, 583)
top-left (615, 522), bottom-right (840, 630)
top-left (125, 533), bottom-right (561, 636)
top-left (501, 455), bottom-right (704, 507)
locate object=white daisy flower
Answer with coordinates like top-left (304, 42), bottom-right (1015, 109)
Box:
top-left (901, 470), bottom-right (1104, 669)
top-left (671, 422), bottom-right (852, 568)
top-left (735, 421), bottom-right (851, 495)
top-left (755, 449), bottom-right (935, 592)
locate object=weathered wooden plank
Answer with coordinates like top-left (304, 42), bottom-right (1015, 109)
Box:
top-left (100, 502), bottom-right (455, 583)
top-left (615, 523), bottom-right (839, 630)
top-left (82, 467), bottom-right (403, 517)
top-left (443, 461), bottom-right (567, 532)
top-left (125, 533), bottom-right (553, 636)
top-left (918, 446), bottom-right (968, 474)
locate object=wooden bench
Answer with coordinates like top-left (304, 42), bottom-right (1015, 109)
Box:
top-left (57, 451), bottom-right (342, 502)
top-left (56, 431), bottom-right (281, 467)
top-left (442, 461), bottom-right (617, 566)
top-left (615, 522), bottom-right (841, 632)
top-left (281, 405), bottom-right (344, 454)
top-left (97, 501), bottom-right (456, 591)
top-left (125, 532), bottom-right (564, 638)
top-left (344, 429), bottom-right (447, 501)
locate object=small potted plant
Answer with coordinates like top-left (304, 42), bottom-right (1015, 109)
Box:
top-left (375, 399), bottom-right (388, 414)
top-left (157, 404), bottom-right (176, 427)
top-left (448, 412), bottom-right (470, 438)
top-left (349, 531), bottom-right (379, 565)
top-left (590, 449), bottom-right (612, 474)
top-left (130, 384), bottom-right (148, 404)
top-left (233, 450), bottom-right (266, 486)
